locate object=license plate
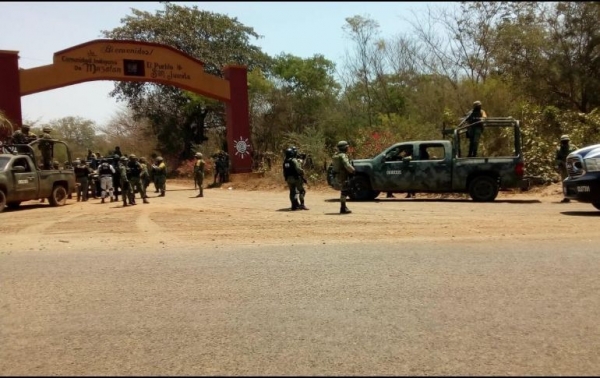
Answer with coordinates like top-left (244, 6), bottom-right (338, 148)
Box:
top-left (577, 185), bottom-right (590, 193)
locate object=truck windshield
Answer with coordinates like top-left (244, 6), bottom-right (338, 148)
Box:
top-left (0, 157), bottom-right (10, 171)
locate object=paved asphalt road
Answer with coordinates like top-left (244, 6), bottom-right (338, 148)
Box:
top-left (2, 239), bottom-right (599, 376)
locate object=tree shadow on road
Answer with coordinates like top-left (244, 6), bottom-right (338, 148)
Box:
top-left (560, 211), bottom-right (600, 217)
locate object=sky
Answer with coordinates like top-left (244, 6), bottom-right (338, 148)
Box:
top-left (0, 1), bottom-right (447, 127)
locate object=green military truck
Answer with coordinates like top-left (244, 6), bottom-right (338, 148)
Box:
top-left (328, 117), bottom-right (530, 202)
top-left (0, 140), bottom-right (76, 212)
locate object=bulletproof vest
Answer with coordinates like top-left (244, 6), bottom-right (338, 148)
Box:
top-left (127, 161), bottom-right (142, 178)
top-left (74, 165), bottom-right (89, 178)
top-left (99, 163), bottom-right (113, 176)
top-left (283, 158), bottom-right (298, 179)
top-left (468, 108), bottom-right (483, 125)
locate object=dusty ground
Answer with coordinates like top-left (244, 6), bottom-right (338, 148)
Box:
top-left (0, 175), bottom-right (595, 253)
top-left (3, 176), bottom-right (600, 376)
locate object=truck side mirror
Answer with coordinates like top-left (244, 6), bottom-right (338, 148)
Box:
top-left (12, 165), bottom-right (26, 172)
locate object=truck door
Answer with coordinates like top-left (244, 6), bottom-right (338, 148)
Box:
top-left (11, 157), bottom-right (38, 201)
top-left (379, 144), bottom-right (415, 192)
top-left (407, 143), bottom-right (452, 191)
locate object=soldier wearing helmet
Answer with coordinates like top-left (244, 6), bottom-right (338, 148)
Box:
top-left (331, 141), bottom-right (356, 214)
top-left (193, 152), bottom-right (206, 197)
top-left (11, 124), bottom-right (37, 146)
top-left (111, 154), bottom-right (123, 202)
top-left (283, 146), bottom-right (309, 210)
top-left (465, 100), bottom-right (488, 157)
top-left (555, 134), bottom-right (578, 203)
top-left (74, 158), bottom-right (93, 202)
top-left (138, 157), bottom-right (151, 193)
top-left (97, 156), bottom-right (116, 203)
top-left (117, 155), bottom-right (134, 206)
top-left (153, 156), bottom-right (167, 197)
top-left (126, 154), bottom-right (148, 204)
top-left (36, 125), bottom-right (54, 170)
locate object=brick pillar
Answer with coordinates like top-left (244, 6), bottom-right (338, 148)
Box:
top-left (0, 50), bottom-right (22, 140)
top-left (223, 65), bottom-right (252, 173)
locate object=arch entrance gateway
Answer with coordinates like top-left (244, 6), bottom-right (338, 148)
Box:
top-left (0, 39), bottom-right (252, 173)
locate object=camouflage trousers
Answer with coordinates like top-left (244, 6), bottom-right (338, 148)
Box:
top-left (558, 164), bottom-right (568, 181)
top-left (155, 175), bottom-right (166, 194)
top-left (100, 175), bottom-right (114, 199)
top-left (337, 176), bottom-right (351, 204)
top-left (121, 180), bottom-right (133, 204)
top-left (467, 126), bottom-right (483, 157)
top-left (195, 173), bottom-right (204, 196)
top-left (129, 177), bottom-right (146, 199)
top-left (76, 177), bottom-right (89, 201)
top-left (287, 177), bottom-right (305, 205)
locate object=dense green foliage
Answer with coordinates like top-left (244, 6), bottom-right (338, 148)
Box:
top-left (14, 1), bottom-right (600, 183)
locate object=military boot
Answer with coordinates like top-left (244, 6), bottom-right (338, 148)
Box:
top-left (159, 190), bottom-right (165, 197)
top-left (340, 204), bottom-right (352, 214)
top-left (123, 199), bottom-right (128, 207)
top-left (143, 198), bottom-right (149, 204)
top-left (101, 197), bottom-right (105, 204)
top-left (291, 200), bottom-right (299, 211)
top-left (299, 201), bottom-right (309, 210)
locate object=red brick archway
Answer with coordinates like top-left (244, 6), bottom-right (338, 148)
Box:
top-left (0, 39), bottom-right (252, 173)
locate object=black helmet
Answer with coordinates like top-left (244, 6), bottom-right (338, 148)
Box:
top-left (290, 146), bottom-right (298, 157)
top-left (284, 148), bottom-right (294, 158)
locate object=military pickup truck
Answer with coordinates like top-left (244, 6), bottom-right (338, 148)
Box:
top-left (0, 140), bottom-right (76, 212)
top-left (328, 117), bottom-right (530, 201)
top-left (562, 143), bottom-right (600, 210)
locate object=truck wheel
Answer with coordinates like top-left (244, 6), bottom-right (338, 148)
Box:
top-left (469, 176), bottom-right (499, 202)
top-left (592, 203), bottom-right (600, 211)
top-left (348, 176), bottom-right (380, 201)
top-left (0, 190), bottom-right (6, 213)
top-left (49, 185), bottom-right (68, 207)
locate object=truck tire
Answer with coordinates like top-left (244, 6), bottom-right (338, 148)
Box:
top-left (0, 190), bottom-right (6, 213)
top-left (468, 176), bottom-right (499, 202)
top-left (48, 185), bottom-right (68, 207)
top-left (592, 203), bottom-right (600, 211)
top-left (348, 176), bottom-right (380, 201)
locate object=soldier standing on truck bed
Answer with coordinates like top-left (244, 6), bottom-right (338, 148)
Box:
top-left (38, 126), bottom-right (54, 170)
top-left (555, 134), bottom-right (578, 203)
top-left (11, 124), bottom-right (37, 146)
top-left (466, 100), bottom-right (488, 157)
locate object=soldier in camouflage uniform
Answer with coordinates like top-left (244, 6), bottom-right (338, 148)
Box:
top-left (153, 156), bottom-right (167, 197)
top-left (555, 134), bottom-right (578, 203)
top-left (119, 156), bottom-right (133, 206)
top-left (331, 140), bottom-right (355, 214)
top-left (194, 152), bottom-right (205, 197)
top-left (11, 124), bottom-right (37, 145)
top-left (139, 157), bottom-right (151, 195)
top-left (37, 126), bottom-right (54, 170)
top-left (466, 100), bottom-right (488, 158)
top-left (127, 154), bottom-right (149, 204)
top-left (283, 147), bottom-right (308, 210)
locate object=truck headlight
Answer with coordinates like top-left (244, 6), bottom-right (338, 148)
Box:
top-left (585, 158), bottom-right (600, 172)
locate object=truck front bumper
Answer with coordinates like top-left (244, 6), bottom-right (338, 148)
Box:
top-left (563, 175), bottom-right (600, 203)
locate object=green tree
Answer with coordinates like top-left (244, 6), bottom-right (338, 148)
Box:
top-left (101, 1), bottom-right (271, 160)
top-left (43, 116), bottom-right (100, 159)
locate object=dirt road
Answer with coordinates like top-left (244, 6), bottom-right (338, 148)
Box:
top-left (2, 181), bottom-right (600, 375)
top-left (0, 180), bottom-right (596, 252)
